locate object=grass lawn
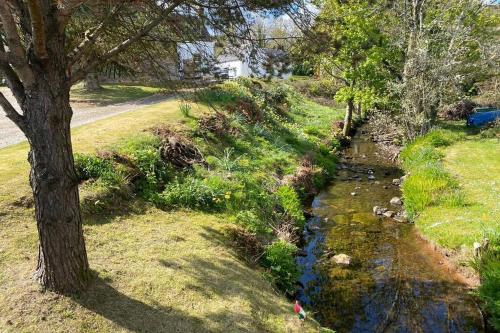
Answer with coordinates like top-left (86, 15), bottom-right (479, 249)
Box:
top-left (415, 138), bottom-right (500, 249)
top-left (0, 81), bottom-right (343, 332)
top-left (70, 83), bottom-right (163, 105)
top-left (401, 123), bottom-right (499, 250)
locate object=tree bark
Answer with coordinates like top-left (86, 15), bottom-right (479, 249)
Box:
top-left (356, 102), bottom-right (362, 120)
top-left (343, 98), bottom-right (354, 136)
top-left (21, 37), bottom-right (90, 293)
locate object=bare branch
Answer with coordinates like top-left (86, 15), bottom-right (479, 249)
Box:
top-left (27, 0), bottom-right (49, 59)
top-left (0, 91), bottom-right (27, 133)
top-left (0, 0), bottom-right (35, 86)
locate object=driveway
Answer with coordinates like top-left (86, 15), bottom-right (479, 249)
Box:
top-left (0, 87), bottom-right (174, 149)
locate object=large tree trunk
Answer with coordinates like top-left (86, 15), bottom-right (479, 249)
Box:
top-left (343, 99), bottom-right (354, 137)
top-left (22, 39), bottom-right (90, 293)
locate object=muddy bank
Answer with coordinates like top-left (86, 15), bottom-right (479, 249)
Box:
top-left (296, 131), bottom-right (484, 332)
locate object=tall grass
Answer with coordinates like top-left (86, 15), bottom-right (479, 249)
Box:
top-left (400, 128), bottom-right (467, 220)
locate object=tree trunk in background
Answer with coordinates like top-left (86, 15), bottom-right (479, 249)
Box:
top-left (83, 72), bottom-right (102, 92)
top-left (343, 99), bottom-right (354, 136)
top-left (356, 102), bottom-right (362, 120)
top-left (23, 39), bottom-right (90, 293)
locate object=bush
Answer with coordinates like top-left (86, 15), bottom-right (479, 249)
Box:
top-left (74, 154), bottom-right (118, 184)
top-left (158, 176), bottom-right (233, 211)
top-left (308, 79), bottom-right (337, 98)
top-left (275, 186), bottom-right (305, 228)
top-left (440, 99), bottom-right (476, 120)
top-left (130, 147), bottom-right (169, 198)
top-left (235, 210), bottom-right (271, 235)
top-left (262, 240), bottom-right (299, 293)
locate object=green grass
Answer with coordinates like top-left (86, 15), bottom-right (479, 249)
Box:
top-left (400, 122), bottom-right (500, 330)
top-left (401, 124), bottom-right (499, 249)
top-left (71, 83), bottom-right (163, 105)
top-left (0, 80), bottom-right (343, 332)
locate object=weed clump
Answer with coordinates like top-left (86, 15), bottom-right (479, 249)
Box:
top-left (262, 240), bottom-right (299, 294)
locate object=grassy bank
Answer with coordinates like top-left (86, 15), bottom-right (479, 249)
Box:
top-left (0, 79), bottom-right (343, 332)
top-left (400, 122), bottom-right (500, 329)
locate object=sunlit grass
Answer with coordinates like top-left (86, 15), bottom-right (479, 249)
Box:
top-left (71, 83), bottom-right (163, 105)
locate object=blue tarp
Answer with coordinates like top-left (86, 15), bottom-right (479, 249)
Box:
top-left (467, 110), bottom-right (500, 127)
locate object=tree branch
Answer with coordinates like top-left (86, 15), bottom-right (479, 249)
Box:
top-left (0, 0), bottom-right (35, 86)
top-left (0, 91), bottom-right (27, 133)
top-left (27, 0), bottom-right (49, 59)
top-left (67, 4), bottom-right (124, 66)
top-left (71, 0), bottom-right (183, 83)
top-left (57, 0), bottom-right (87, 30)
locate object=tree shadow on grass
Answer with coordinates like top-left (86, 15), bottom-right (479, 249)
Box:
top-left (72, 274), bottom-right (205, 333)
top-left (81, 187), bottom-right (149, 226)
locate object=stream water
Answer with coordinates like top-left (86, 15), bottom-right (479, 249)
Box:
top-left (297, 131), bottom-right (484, 333)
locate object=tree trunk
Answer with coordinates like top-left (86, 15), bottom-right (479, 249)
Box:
top-left (343, 99), bottom-right (354, 136)
top-left (83, 72), bottom-right (102, 92)
top-left (356, 102), bottom-right (362, 120)
top-left (22, 39), bottom-right (90, 293)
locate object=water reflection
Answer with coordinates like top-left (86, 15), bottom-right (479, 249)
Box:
top-left (297, 135), bottom-right (483, 332)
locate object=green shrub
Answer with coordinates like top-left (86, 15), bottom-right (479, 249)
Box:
top-left (276, 186), bottom-right (305, 228)
top-left (262, 240), bottom-right (299, 293)
top-left (235, 210), bottom-right (272, 235)
top-left (130, 147), bottom-right (169, 198)
top-left (158, 176), bottom-right (233, 211)
top-left (74, 154), bottom-right (120, 185)
top-left (308, 79), bottom-right (337, 98)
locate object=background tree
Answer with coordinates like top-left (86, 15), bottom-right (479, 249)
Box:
top-left (300, 0), bottom-right (399, 136)
top-left (393, 0), bottom-right (499, 138)
top-left (0, 0), bottom-right (296, 293)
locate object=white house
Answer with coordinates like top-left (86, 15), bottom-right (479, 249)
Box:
top-left (216, 48), bottom-right (292, 80)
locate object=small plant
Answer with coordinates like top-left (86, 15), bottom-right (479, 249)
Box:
top-left (235, 210), bottom-right (272, 235)
top-left (74, 154), bottom-right (116, 183)
top-left (179, 103), bottom-right (192, 117)
top-left (262, 240), bottom-right (299, 293)
top-left (275, 185), bottom-right (305, 228)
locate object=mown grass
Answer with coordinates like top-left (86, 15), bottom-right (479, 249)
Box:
top-left (71, 83), bottom-right (163, 105)
top-left (400, 121), bottom-right (500, 330)
top-left (0, 79), bottom-right (343, 332)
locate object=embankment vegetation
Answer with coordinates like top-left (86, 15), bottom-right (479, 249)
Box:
top-left (400, 122), bottom-right (500, 330)
top-left (0, 79), bottom-right (343, 332)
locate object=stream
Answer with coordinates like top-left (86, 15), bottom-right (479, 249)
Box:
top-left (296, 130), bottom-right (484, 333)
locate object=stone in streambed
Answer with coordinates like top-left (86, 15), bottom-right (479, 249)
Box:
top-left (383, 211), bottom-right (395, 218)
top-left (372, 206), bottom-right (388, 215)
top-left (390, 197), bottom-right (402, 206)
top-left (332, 254), bottom-right (352, 266)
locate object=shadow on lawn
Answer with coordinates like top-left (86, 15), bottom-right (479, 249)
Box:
top-left (72, 275), bottom-right (205, 332)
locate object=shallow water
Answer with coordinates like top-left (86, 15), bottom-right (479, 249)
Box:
top-left (297, 132), bottom-right (484, 333)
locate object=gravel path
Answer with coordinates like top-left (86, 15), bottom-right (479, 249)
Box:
top-left (0, 87), bottom-right (174, 149)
